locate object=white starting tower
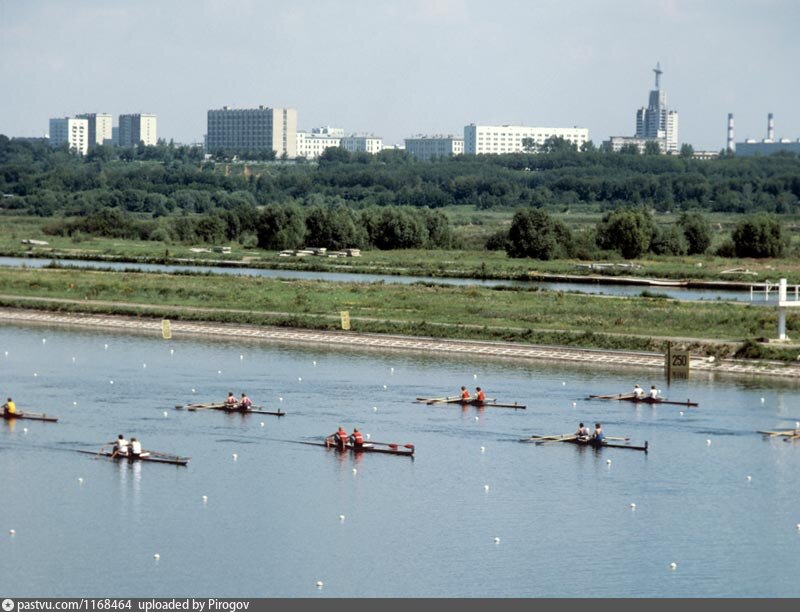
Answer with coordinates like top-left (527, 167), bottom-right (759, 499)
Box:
top-left (751, 278), bottom-right (800, 340)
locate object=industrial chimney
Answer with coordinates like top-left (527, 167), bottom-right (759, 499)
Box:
top-left (767, 113), bottom-right (775, 141)
top-left (727, 113), bottom-right (735, 154)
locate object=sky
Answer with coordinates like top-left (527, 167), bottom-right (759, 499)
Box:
top-left (2, 0), bottom-right (799, 151)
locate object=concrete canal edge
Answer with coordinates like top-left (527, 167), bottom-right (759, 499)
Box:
top-left (1, 306), bottom-right (799, 380)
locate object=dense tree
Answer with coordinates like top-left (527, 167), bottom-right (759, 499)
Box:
top-left (255, 204), bottom-right (306, 250)
top-left (678, 212), bottom-right (712, 255)
top-left (649, 225), bottom-right (688, 256)
top-left (505, 209), bottom-right (570, 260)
top-left (595, 209), bottom-right (654, 258)
top-left (731, 213), bottom-right (785, 258)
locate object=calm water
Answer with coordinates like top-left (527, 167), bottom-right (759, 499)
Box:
top-left (1, 323), bottom-right (799, 597)
top-left (0, 256), bottom-right (760, 302)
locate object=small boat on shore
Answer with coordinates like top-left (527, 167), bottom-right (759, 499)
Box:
top-left (176, 402), bottom-right (285, 417)
top-left (588, 394), bottom-right (698, 407)
top-left (296, 440), bottom-right (415, 457)
top-left (522, 434), bottom-right (649, 453)
top-left (77, 449), bottom-right (190, 466)
top-left (415, 396), bottom-right (526, 409)
top-left (3, 411), bottom-right (58, 423)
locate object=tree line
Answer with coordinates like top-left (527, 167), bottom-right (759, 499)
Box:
top-left (2, 135), bottom-right (799, 218)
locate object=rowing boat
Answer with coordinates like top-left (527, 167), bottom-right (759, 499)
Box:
top-left (76, 449), bottom-right (190, 466)
top-left (295, 440), bottom-right (415, 457)
top-left (523, 434), bottom-right (648, 453)
top-left (3, 411), bottom-right (58, 423)
top-left (757, 429), bottom-right (800, 438)
top-left (416, 397), bottom-right (526, 409)
top-left (588, 394), bottom-right (698, 407)
top-left (178, 402), bottom-right (285, 417)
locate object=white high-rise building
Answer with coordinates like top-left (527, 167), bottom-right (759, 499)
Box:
top-left (463, 124), bottom-right (589, 155)
top-left (340, 135), bottom-right (383, 154)
top-left (48, 117), bottom-right (89, 155)
top-left (634, 63), bottom-right (679, 153)
top-left (296, 127), bottom-right (344, 159)
top-left (118, 113), bottom-right (158, 147)
top-left (404, 135), bottom-right (464, 160)
top-left (77, 113), bottom-right (113, 146)
top-left (206, 106), bottom-right (297, 158)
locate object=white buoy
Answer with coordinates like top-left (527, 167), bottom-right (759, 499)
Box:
top-left (279, 397), bottom-right (283, 402)
top-left (23, 427), bottom-right (28, 433)
top-left (260, 422), bottom-right (265, 427)
top-left (202, 495), bottom-right (208, 503)
top-left (606, 459), bottom-right (612, 465)
top-left (104, 344), bottom-right (108, 350)
top-left (365, 433), bottom-right (371, 440)
top-left (494, 537), bottom-right (500, 544)
top-left (170, 349), bottom-right (174, 355)
top-left (630, 503), bottom-right (636, 510)
top-left (163, 411), bottom-right (168, 417)
top-left (339, 515), bottom-right (345, 522)
top-left (670, 562), bottom-right (677, 570)
top-left (474, 416), bottom-right (479, 421)
top-left (796, 421), bottom-right (800, 429)
top-left (562, 381), bottom-right (566, 386)
top-left (761, 397), bottom-right (765, 403)
top-left (796, 523), bottom-right (800, 530)
top-left (383, 384), bottom-right (387, 390)
top-left (240, 355), bottom-right (244, 360)
top-left (352, 468), bottom-right (357, 475)
top-left (390, 367), bottom-right (394, 373)
top-left (4, 351), bottom-right (7, 356)
top-left (232, 453), bottom-right (238, 460)
top-left (298, 377), bottom-right (302, 382)
top-left (78, 477), bottom-right (84, 484)
top-left (33, 373), bottom-right (38, 377)
top-left (9, 529), bottom-right (16, 536)
top-left (312, 361), bottom-right (316, 366)
top-left (572, 402), bottom-right (576, 408)
top-left (480, 446), bottom-right (486, 453)
top-left (746, 475), bottom-right (752, 481)
top-left (473, 374), bottom-right (478, 379)
top-left (373, 406), bottom-right (378, 412)
top-left (72, 356), bottom-right (76, 362)
top-left (706, 439), bottom-right (712, 446)
top-left (143, 363), bottom-right (147, 368)
top-left (316, 581), bottom-right (324, 589)
top-left (679, 411), bottom-right (684, 416)
top-left (42, 338), bottom-right (46, 344)
top-left (484, 484), bottom-right (490, 492)
top-left (217, 370), bottom-right (222, 375)
top-left (153, 553), bottom-right (160, 560)
top-left (73, 401), bottom-right (77, 406)
top-left (109, 380), bottom-right (114, 385)
top-left (191, 388), bottom-right (196, 393)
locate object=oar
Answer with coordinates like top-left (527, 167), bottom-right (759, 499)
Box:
top-left (188, 403), bottom-right (227, 412)
top-left (416, 396), bottom-right (453, 402)
top-left (426, 396), bottom-right (462, 405)
top-left (605, 436), bottom-right (631, 441)
top-left (537, 434), bottom-right (579, 445)
top-left (365, 441), bottom-right (415, 450)
top-left (521, 433), bottom-right (571, 442)
top-left (95, 442), bottom-right (111, 458)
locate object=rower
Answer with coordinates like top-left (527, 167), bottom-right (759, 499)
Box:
top-left (475, 387), bottom-right (486, 402)
top-left (239, 393), bottom-right (253, 411)
top-left (633, 384), bottom-right (645, 399)
top-left (225, 392), bottom-right (238, 408)
top-left (327, 426), bottom-right (348, 449)
top-left (592, 423), bottom-right (605, 443)
top-left (649, 385), bottom-right (660, 400)
top-left (129, 437), bottom-right (149, 459)
top-left (349, 427), bottom-right (364, 449)
top-left (460, 386), bottom-right (471, 401)
top-left (112, 434), bottom-right (129, 457)
top-left (575, 422), bottom-right (590, 439)
top-left (2, 397), bottom-right (17, 417)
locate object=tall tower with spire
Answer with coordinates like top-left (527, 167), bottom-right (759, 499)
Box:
top-left (635, 62), bottom-right (679, 153)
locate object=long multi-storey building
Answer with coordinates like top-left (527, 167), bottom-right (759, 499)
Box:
top-left (118, 113), bottom-right (158, 147)
top-left (296, 126), bottom-right (343, 159)
top-left (48, 117), bottom-right (89, 155)
top-left (77, 113), bottom-right (113, 146)
top-left (463, 124), bottom-right (589, 155)
top-left (340, 134), bottom-right (383, 154)
top-left (404, 135), bottom-right (464, 160)
top-left (206, 106), bottom-right (297, 158)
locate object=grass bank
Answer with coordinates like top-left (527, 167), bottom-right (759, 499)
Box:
top-left (1, 266), bottom-right (798, 361)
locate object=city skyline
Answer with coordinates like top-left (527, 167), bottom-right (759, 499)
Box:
top-left (2, 0), bottom-right (799, 151)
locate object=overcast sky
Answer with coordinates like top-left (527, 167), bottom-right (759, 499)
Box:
top-left (2, 0), bottom-right (799, 151)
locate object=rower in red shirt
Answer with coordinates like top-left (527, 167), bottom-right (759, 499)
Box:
top-left (460, 386), bottom-right (471, 401)
top-left (349, 427), bottom-right (364, 449)
top-left (327, 426), bottom-right (348, 449)
top-left (475, 387), bottom-right (486, 402)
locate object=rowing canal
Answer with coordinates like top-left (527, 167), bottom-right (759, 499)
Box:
top-left (1, 323), bottom-right (799, 597)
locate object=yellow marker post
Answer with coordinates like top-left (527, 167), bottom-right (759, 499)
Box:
top-left (340, 311), bottom-right (351, 331)
top-left (161, 319), bottom-right (172, 340)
